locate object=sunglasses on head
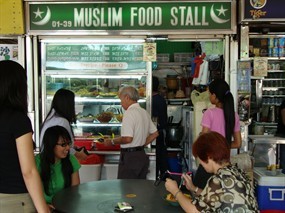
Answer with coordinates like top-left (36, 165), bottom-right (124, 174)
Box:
top-left (56, 141), bottom-right (72, 147)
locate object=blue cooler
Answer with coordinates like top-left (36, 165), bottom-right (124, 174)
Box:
top-left (254, 167), bottom-right (285, 211)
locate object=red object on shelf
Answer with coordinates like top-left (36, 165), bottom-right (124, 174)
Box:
top-left (79, 154), bottom-right (103, 165)
top-left (74, 139), bottom-right (94, 151)
top-left (95, 142), bottom-right (120, 151)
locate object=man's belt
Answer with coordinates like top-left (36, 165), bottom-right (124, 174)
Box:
top-left (121, 146), bottom-right (144, 152)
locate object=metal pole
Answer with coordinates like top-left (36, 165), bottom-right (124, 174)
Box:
top-left (224, 35), bottom-right (230, 84)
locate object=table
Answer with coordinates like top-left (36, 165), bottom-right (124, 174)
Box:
top-left (52, 179), bottom-right (185, 213)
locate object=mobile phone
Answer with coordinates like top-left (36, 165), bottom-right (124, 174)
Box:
top-left (114, 202), bottom-right (134, 212)
top-left (114, 207), bottom-right (134, 212)
top-left (166, 171), bottom-right (192, 189)
top-left (167, 171), bottom-right (192, 176)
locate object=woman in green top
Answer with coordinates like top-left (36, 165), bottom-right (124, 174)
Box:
top-left (35, 126), bottom-right (81, 210)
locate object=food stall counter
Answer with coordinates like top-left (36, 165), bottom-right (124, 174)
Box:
top-left (89, 147), bottom-right (156, 156)
top-left (248, 135), bottom-right (285, 144)
top-left (248, 135), bottom-right (285, 168)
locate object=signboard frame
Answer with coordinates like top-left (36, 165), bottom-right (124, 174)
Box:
top-left (25, 0), bottom-right (236, 35)
top-left (43, 42), bottom-right (147, 72)
top-left (240, 0), bottom-right (285, 22)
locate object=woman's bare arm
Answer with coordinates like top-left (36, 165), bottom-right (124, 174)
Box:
top-left (71, 171), bottom-right (80, 186)
top-left (17, 133), bottom-right (50, 213)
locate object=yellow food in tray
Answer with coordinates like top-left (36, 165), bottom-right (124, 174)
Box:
top-left (99, 92), bottom-right (118, 97)
top-left (116, 114), bottom-right (123, 122)
top-left (165, 193), bottom-right (191, 203)
top-left (267, 164), bottom-right (280, 170)
top-left (166, 193), bottom-right (176, 202)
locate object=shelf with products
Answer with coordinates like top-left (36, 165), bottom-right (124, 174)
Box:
top-left (248, 36), bottom-right (285, 133)
top-left (263, 95), bottom-right (285, 98)
top-left (73, 123), bottom-right (122, 128)
top-left (254, 122), bottom-right (278, 126)
top-left (253, 67), bottom-right (285, 106)
top-left (249, 57), bottom-right (285, 60)
top-left (263, 87), bottom-right (285, 89)
top-left (248, 35), bottom-right (285, 58)
top-left (157, 62), bottom-right (191, 67)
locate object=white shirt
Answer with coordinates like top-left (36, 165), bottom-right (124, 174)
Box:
top-left (39, 109), bottom-right (75, 154)
top-left (121, 103), bottom-right (157, 148)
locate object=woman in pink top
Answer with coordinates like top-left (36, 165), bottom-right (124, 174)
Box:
top-left (193, 78), bottom-right (242, 189)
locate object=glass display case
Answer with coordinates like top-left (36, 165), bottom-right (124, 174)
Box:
top-left (39, 39), bottom-right (152, 142)
top-left (44, 75), bottom-right (147, 137)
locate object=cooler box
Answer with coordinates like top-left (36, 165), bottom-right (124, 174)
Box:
top-left (254, 167), bottom-right (285, 211)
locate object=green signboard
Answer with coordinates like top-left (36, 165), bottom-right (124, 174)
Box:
top-left (45, 44), bottom-right (146, 71)
top-left (29, 1), bottom-right (232, 32)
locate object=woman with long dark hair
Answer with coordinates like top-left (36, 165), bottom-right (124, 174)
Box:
top-left (193, 78), bottom-right (242, 189)
top-left (0, 60), bottom-right (49, 212)
top-left (40, 88), bottom-right (87, 160)
top-left (36, 125), bottom-right (80, 210)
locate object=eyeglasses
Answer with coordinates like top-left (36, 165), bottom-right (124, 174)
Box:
top-left (56, 142), bottom-right (72, 147)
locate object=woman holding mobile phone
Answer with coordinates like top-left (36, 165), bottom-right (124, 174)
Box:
top-left (165, 132), bottom-right (257, 212)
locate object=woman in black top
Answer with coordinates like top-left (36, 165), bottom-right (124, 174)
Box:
top-left (0, 60), bottom-right (49, 212)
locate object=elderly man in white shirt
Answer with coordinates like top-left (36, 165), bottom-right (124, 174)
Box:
top-left (104, 86), bottom-right (158, 179)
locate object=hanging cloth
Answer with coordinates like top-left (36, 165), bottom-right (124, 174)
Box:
top-left (192, 54), bottom-right (209, 86)
top-left (193, 53), bottom-right (206, 78)
top-left (199, 60), bottom-right (209, 85)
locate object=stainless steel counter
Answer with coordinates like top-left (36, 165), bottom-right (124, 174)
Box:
top-left (248, 135), bottom-right (285, 167)
top-left (248, 135), bottom-right (285, 144)
top-left (89, 148), bottom-right (156, 156)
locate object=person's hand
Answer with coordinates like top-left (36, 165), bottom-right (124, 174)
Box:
top-left (48, 204), bottom-right (55, 211)
top-left (75, 149), bottom-right (88, 161)
top-left (103, 138), bottom-right (112, 146)
top-left (165, 178), bottom-right (179, 195)
top-left (182, 173), bottom-right (196, 192)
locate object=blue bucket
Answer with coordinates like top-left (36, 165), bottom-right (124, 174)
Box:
top-left (167, 156), bottom-right (182, 173)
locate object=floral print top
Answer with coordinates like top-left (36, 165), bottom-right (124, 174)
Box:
top-left (192, 165), bottom-right (259, 213)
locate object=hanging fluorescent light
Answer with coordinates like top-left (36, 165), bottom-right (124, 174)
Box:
top-left (49, 74), bottom-right (146, 79)
top-left (168, 34), bottom-right (223, 42)
top-left (40, 36), bottom-right (146, 43)
top-left (146, 36), bottom-right (168, 42)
